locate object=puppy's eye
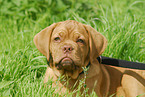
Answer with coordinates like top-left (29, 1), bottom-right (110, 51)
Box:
top-left (54, 37), bottom-right (60, 41)
top-left (76, 39), bottom-right (85, 44)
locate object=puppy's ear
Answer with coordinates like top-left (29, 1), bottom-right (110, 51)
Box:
top-left (33, 23), bottom-right (57, 61)
top-left (83, 24), bottom-right (107, 58)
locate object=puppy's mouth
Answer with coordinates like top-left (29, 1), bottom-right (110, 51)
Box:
top-left (56, 57), bottom-right (76, 71)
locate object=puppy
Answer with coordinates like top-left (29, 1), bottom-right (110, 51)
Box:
top-left (34, 20), bottom-right (145, 97)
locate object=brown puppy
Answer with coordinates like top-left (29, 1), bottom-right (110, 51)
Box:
top-left (34, 20), bottom-right (145, 97)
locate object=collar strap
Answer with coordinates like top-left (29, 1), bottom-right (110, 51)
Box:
top-left (79, 57), bottom-right (101, 75)
top-left (79, 62), bottom-right (90, 75)
top-left (47, 56), bottom-right (145, 72)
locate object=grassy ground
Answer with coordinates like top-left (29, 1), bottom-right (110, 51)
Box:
top-left (0, 0), bottom-right (145, 96)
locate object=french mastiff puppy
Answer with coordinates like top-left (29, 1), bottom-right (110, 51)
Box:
top-left (34, 20), bottom-right (145, 97)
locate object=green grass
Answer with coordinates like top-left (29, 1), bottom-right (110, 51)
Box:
top-left (0, 0), bottom-right (145, 96)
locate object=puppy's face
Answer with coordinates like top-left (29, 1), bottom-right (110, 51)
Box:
top-left (34, 20), bottom-right (107, 79)
top-left (49, 21), bottom-right (89, 78)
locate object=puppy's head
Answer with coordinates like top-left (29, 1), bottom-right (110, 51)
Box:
top-left (34, 20), bottom-right (107, 79)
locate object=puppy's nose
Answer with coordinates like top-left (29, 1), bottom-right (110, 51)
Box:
top-left (63, 45), bottom-right (73, 53)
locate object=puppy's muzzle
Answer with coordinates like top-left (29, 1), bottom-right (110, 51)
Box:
top-left (56, 58), bottom-right (75, 71)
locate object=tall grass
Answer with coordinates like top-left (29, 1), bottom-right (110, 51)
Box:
top-left (0, 0), bottom-right (145, 96)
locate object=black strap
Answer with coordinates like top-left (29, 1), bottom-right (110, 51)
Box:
top-left (47, 56), bottom-right (145, 70)
top-left (99, 56), bottom-right (145, 70)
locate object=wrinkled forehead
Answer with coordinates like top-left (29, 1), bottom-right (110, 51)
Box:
top-left (52, 21), bottom-right (88, 38)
